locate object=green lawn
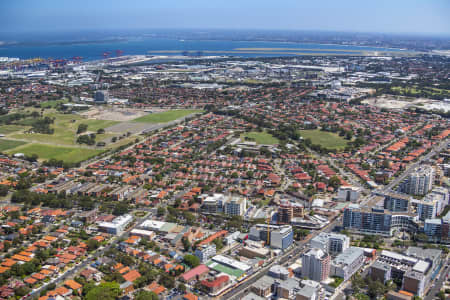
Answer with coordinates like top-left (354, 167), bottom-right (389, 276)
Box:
top-left (241, 131), bottom-right (279, 145)
top-left (132, 109), bottom-right (203, 123)
top-left (81, 119), bottom-right (119, 132)
top-left (0, 125), bottom-right (28, 135)
top-left (390, 86), bottom-right (450, 98)
top-left (11, 113), bottom-right (119, 146)
top-left (40, 99), bottom-right (69, 108)
top-left (0, 139), bottom-right (27, 152)
top-left (299, 129), bottom-right (349, 150)
top-left (8, 143), bottom-right (104, 163)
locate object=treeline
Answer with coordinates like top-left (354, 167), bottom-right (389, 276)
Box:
top-left (0, 112), bottom-right (29, 124)
top-left (408, 107), bottom-right (450, 118)
top-left (77, 133), bottom-right (96, 145)
top-left (11, 190), bottom-right (95, 210)
top-left (268, 124), bottom-right (301, 141)
top-left (29, 116), bottom-right (54, 134)
top-left (43, 158), bottom-right (80, 169)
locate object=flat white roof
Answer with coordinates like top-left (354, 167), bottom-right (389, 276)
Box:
top-left (140, 220), bottom-right (165, 230)
top-left (212, 255), bottom-right (251, 272)
top-left (413, 260), bottom-right (430, 274)
top-left (130, 229), bottom-right (155, 236)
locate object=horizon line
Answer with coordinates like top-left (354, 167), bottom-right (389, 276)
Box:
top-left (0, 27), bottom-right (449, 38)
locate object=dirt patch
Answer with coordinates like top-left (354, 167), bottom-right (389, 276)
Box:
top-left (363, 95), bottom-right (448, 112)
top-left (80, 107), bottom-right (148, 121)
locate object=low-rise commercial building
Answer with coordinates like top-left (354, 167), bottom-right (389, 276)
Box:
top-left (194, 244), bottom-right (216, 263)
top-left (180, 264), bottom-right (210, 283)
top-left (97, 214), bottom-right (133, 235)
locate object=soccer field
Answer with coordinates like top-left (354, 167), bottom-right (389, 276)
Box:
top-left (0, 139), bottom-right (28, 152)
top-left (8, 143), bottom-right (104, 163)
top-left (299, 129), bottom-right (349, 150)
top-left (11, 113), bottom-right (118, 146)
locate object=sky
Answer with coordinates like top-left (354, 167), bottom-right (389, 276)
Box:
top-left (0, 0), bottom-right (449, 35)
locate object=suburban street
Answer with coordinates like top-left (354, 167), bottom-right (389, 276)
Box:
top-left (25, 210), bottom-right (153, 299)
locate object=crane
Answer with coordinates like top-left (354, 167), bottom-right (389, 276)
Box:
top-left (266, 216), bottom-right (271, 245)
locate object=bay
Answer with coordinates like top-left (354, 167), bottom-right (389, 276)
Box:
top-left (0, 37), bottom-right (406, 61)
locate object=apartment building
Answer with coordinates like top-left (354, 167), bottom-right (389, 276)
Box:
top-left (302, 248), bottom-right (331, 282)
top-left (249, 224), bottom-right (294, 250)
top-left (310, 232), bottom-right (350, 255)
top-left (330, 247), bottom-right (365, 280)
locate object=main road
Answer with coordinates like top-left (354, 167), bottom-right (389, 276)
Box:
top-left (219, 216), bottom-right (341, 300)
top-left (383, 137), bottom-right (448, 192)
top-left (425, 261), bottom-right (449, 300)
top-left (220, 137), bottom-right (448, 300)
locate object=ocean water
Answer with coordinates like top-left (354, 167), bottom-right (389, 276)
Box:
top-left (0, 36), bottom-right (406, 61)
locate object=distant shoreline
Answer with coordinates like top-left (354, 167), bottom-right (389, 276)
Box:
top-left (0, 37), bottom-right (421, 61)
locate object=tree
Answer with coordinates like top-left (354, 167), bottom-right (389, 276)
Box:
top-left (183, 254), bottom-right (200, 268)
top-left (345, 131), bottom-right (353, 140)
top-left (77, 123), bottom-right (88, 134)
top-left (113, 202), bottom-right (129, 216)
top-left (77, 134), bottom-right (96, 145)
top-left (294, 228), bottom-right (310, 241)
top-left (85, 282), bottom-right (120, 300)
top-left (351, 273), bottom-right (365, 293)
top-left (157, 206), bottom-right (165, 217)
top-left (154, 174), bottom-right (163, 182)
top-left (14, 286), bottom-right (31, 297)
top-left (212, 238), bottom-right (224, 250)
top-left (158, 273), bottom-right (175, 289)
top-left (437, 291), bottom-right (445, 300)
top-left (183, 211), bottom-right (196, 225)
top-left (182, 237), bottom-right (191, 252)
top-left (415, 233), bottom-right (428, 242)
top-left (178, 283), bottom-right (186, 292)
top-left (328, 175), bottom-right (341, 189)
top-left (367, 279), bottom-right (387, 299)
top-left (135, 291), bottom-right (159, 300)
top-left (87, 239), bottom-right (100, 251)
top-left (0, 185), bottom-right (8, 197)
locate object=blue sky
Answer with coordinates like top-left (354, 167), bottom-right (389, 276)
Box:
top-left (1, 0), bottom-right (449, 35)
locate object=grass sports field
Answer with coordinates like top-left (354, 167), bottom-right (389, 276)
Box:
top-left (0, 108), bottom-right (144, 163)
top-left (133, 109), bottom-right (203, 123)
top-left (10, 112), bottom-right (118, 146)
top-left (40, 99), bottom-right (69, 108)
top-left (8, 143), bottom-right (104, 163)
top-left (0, 125), bottom-right (27, 135)
top-left (299, 129), bottom-right (348, 150)
top-left (0, 139), bottom-right (27, 152)
top-left (241, 131), bottom-right (279, 145)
